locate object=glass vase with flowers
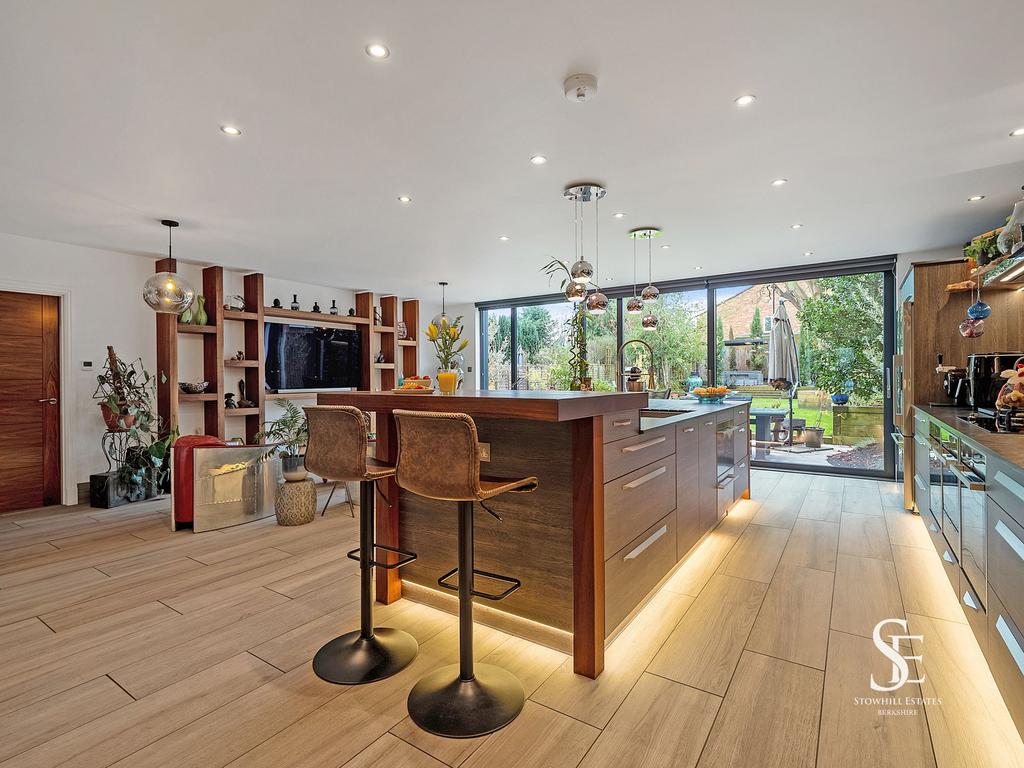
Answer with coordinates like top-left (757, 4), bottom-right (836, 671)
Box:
top-left (427, 316), bottom-right (468, 395)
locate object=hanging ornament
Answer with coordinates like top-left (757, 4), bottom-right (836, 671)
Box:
top-left (959, 318), bottom-right (986, 338)
top-left (968, 299), bottom-right (992, 320)
top-left (642, 311), bottom-right (659, 330)
top-left (629, 227), bottom-right (662, 309)
top-left (565, 281), bottom-right (586, 303)
top-left (563, 184), bottom-right (608, 315)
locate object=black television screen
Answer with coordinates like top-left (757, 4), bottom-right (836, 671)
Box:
top-left (264, 323), bottom-right (362, 391)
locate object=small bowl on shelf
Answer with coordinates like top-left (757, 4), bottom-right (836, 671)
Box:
top-left (179, 381), bottom-right (210, 394)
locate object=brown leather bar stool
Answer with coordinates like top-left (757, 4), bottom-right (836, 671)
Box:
top-left (303, 406), bottom-right (418, 684)
top-left (393, 409), bottom-right (537, 738)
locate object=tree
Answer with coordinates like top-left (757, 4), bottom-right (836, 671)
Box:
top-left (516, 306), bottom-right (553, 365)
top-left (797, 274), bottom-right (884, 402)
top-left (715, 315), bottom-right (725, 384)
top-left (727, 327), bottom-right (737, 371)
top-left (488, 313), bottom-right (511, 364)
top-left (749, 307), bottom-right (766, 373)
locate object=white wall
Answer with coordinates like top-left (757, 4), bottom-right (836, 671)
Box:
top-left (896, 245), bottom-right (963, 287)
top-left (0, 230), bottom-right (455, 502)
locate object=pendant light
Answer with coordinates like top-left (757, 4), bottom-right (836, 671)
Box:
top-left (626, 235), bottom-right (643, 314)
top-left (637, 227), bottom-right (661, 303)
top-left (569, 194), bottom-right (593, 284)
top-left (432, 281), bottom-right (451, 328)
top-left (143, 220), bottom-right (195, 314)
top-left (562, 183), bottom-right (607, 311)
top-left (585, 191), bottom-right (608, 315)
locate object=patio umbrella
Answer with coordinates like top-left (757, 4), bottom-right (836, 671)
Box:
top-left (767, 300), bottom-right (800, 446)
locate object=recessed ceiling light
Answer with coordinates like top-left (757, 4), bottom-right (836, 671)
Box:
top-left (1010, 127), bottom-right (1024, 137)
top-left (694, 266), bottom-right (703, 271)
top-left (734, 94), bottom-right (756, 107)
top-left (605, 277), bottom-right (614, 282)
top-left (803, 251), bottom-right (814, 257)
top-left (660, 244), bottom-right (670, 249)
top-left (770, 178), bottom-right (788, 187)
top-left (219, 125), bottom-right (242, 136)
top-left (967, 195), bottom-right (986, 202)
top-left (791, 223), bottom-right (804, 230)
top-left (397, 195), bottom-right (412, 204)
top-left (530, 155), bottom-right (547, 165)
top-left (612, 212), bottom-right (625, 219)
top-left (498, 235), bottom-right (510, 241)
top-left (365, 43), bottom-right (390, 59)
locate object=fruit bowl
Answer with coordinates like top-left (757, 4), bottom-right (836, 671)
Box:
top-left (691, 386), bottom-right (730, 403)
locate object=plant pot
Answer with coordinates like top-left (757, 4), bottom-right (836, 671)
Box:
top-left (99, 401), bottom-right (136, 432)
top-left (275, 477), bottom-right (316, 525)
top-left (281, 455), bottom-right (308, 482)
top-left (804, 426), bottom-right (825, 449)
top-left (830, 393), bottom-right (849, 405)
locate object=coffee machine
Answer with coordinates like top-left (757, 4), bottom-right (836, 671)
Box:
top-left (967, 352), bottom-right (1024, 412)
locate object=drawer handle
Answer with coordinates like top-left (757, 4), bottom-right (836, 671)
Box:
top-left (942, 549), bottom-right (955, 564)
top-left (914, 476), bottom-right (927, 492)
top-left (612, 419), bottom-right (633, 427)
top-left (622, 436), bottom-right (667, 453)
top-left (996, 615), bottom-right (1024, 676)
top-left (716, 475), bottom-right (735, 489)
top-left (623, 466), bottom-right (667, 490)
top-left (963, 590), bottom-right (979, 611)
top-left (683, 427), bottom-right (695, 433)
top-left (928, 520), bottom-right (939, 533)
top-left (623, 525), bottom-right (668, 561)
top-left (995, 519), bottom-right (1024, 563)
top-left (996, 471), bottom-right (1024, 504)
top-left (949, 463), bottom-right (985, 492)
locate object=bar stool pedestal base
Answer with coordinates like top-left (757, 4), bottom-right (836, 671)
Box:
top-left (407, 662), bottom-right (525, 738)
top-left (312, 628), bottom-right (417, 685)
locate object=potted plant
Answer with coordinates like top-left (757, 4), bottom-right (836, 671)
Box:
top-left (804, 391), bottom-right (827, 449)
top-left (964, 232), bottom-right (1000, 268)
top-left (257, 399), bottom-right (309, 481)
top-left (542, 258), bottom-right (590, 390)
top-left (93, 346), bottom-right (156, 432)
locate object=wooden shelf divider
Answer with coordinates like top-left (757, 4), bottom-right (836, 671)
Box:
top-left (355, 291), bottom-right (374, 391)
top-left (177, 324), bottom-right (216, 334)
top-left (264, 306), bottom-right (369, 326)
top-left (400, 299), bottom-right (419, 379)
top-left (378, 296), bottom-right (398, 391)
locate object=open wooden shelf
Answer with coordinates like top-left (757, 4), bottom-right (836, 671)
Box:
top-left (373, 325), bottom-right (396, 333)
top-left (266, 391), bottom-right (324, 400)
top-left (373, 363), bottom-right (396, 369)
top-left (223, 310), bottom-right (259, 322)
top-left (177, 324), bottom-right (216, 334)
top-left (226, 408), bottom-right (260, 417)
top-left (224, 359), bottom-right (260, 367)
top-left (397, 339), bottom-right (418, 347)
top-left (179, 392), bottom-right (219, 402)
top-left (265, 307), bottom-right (370, 326)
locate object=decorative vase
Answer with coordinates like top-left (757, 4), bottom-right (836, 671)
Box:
top-left (99, 401), bottom-right (136, 432)
top-left (804, 426), bottom-right (824, 449)
top-left (179, 306), bottom-right (192, 324)
top-left (192, 295), bottom-right (208, 326)
top-left (281, 455), bottom-right (308, 482)
top-left (330, 300), bottom-right (338, 315)
top-left (291, 294), bottom-right (300, 311)
top-left (437, 368), bottom-right (458, 395)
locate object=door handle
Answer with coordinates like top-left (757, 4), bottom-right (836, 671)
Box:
top-left (996, 615), bottom-right (1024, 675)
top-left (623, 525), bottom-right (668, 561)
top-left (612, 419), bottom-right (632, 427)
top-left (683, 427), bottom-right (695, 433)
top-left (995, 519), bottom-right (1024, 562)
top-left (622, 466), bottom-right (666, 490)
top-left (996, 471), bottom-right (1024, 504)
top-left (37, 398), bottom-right (58, 405)
top-left (622, 436), bottom-right (666, 453)
top-left (963, 590), bottom-right (979, 611)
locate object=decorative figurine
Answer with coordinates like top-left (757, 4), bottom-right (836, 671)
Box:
top-left (373, 307), bottom-right (383, 326)
top-left (224, 392), bottom-right (237, 409)
top-left (237, 379), bottom-right (256, 408)
top-left (224, 294), bottom-right (246, 311)
top-left (396, 321), bottom-right (407, 339)
top-left (272, 298), bottom-right (283, 308)
top-left (192, 295), bottom-right (208, 326)
top-left (329, 300), bottom-right (339, 315)
top-left (375, 351), bottom-right (386, 363)
top-left (290, 294), bottom-right (300, 311)
top-left (232, 350), bottom-right (245, 360)
top-left (347, 307), bottom-right (356, 316)
top-left (312, 301), bottom-right (322, 313)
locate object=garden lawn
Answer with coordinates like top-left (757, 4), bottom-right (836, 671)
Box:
top-left (748, 396), bottom-right (834, 437)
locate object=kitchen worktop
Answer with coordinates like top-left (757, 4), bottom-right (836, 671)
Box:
top-left (640, 398), bottom-right (751, 431)
top-left (916, 405), bottom-right (1024, 469)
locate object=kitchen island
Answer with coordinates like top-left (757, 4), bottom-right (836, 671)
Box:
top-left (316, 389), bottom-right (751, 677)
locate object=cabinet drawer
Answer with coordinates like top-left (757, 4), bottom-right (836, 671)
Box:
top-left (605, 513), bottom-right (677, 636)
top-left (602, 409), bottom-right (640, 443)
top-left (675, 467), bottom-right (700, 559)
top-left (675, 421), bottom-right (698, 467)
top-left (604, 427), bottom-right (676, 481)
top-left (989, 457), bottom-right (1024, 527)
top-left (925, 514), bottom-right (959, 591)
top-left (717, 478), bottom-right (734, 521)
top-left (959, 571), bottom-right (987, 659)
top-left (987, 589), bottom-right (1024, 735)
top-left (734, 458), bottom-right (749, 502)
top-left (604, 456), bottom-right (676, 559)
top-left (988, 499), bottom-right (1024, 632)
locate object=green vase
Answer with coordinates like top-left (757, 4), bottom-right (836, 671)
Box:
top-left (179, 306), bottom-right (192, 324)
top-left (193, 296), bottom-right (207, 326)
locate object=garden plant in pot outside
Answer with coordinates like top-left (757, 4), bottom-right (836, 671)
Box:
top-left (257, 400), bottom-right (309, 481)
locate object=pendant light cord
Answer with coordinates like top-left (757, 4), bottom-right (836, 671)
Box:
top-left (167, 223), bottom-right (173, 260)
top-left (633, 238), bottom-right (637, 296)
top-left (594, 195), bottom-right (600, 283)
top-left (648, 233), bottom-right (653, 284)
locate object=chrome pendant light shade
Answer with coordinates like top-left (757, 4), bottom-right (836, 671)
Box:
top-left (641, 311), bottom-right (659, 330)
top-left (565, 281), bottom-right (587, 303)
top-left (570, 260), bottom-right (594, 284)
top-left (586, 290), bottom-right (609, 314)
top-left (626, 296), bottom-right (643, 314)
top-left (640, 284), bottom-right (660, 303)
top-left (629, 227), bottom-right (662, 307)
top-left (143, 220), bottom-right (195, 314)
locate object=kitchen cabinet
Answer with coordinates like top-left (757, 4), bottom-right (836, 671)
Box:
top-left (698, 415), bottom-right (718, 535)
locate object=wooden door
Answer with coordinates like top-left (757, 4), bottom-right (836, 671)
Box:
top-left (0, 291), bottom-right (60, 512)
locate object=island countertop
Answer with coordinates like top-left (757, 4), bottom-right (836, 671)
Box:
top-left (316, 388), bottom-right (649, 421)
top-left (640, 398), bottom-right (752, 431)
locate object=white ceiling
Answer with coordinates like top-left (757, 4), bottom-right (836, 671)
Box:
top-left (1, 0), bottom-right (1023, 304)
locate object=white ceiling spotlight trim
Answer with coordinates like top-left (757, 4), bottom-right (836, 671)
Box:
top-left (735, 94), bottom-right (756, 106)
top-left (564, 74), bottom-right (598, 103)
top-left (791, 223), bottom-right (804, 229)
top-left (397, 195), bottom-right (412, 204)
top-left (770, 178), bottom-right (788, 186)
top-left (530, 155), bottom-right (547, 165)
top-left (365, 43), bottom-right (390, 59)
top-left (219, 125), bottom-right (242, 136)
top-left (1010, 128), bottom-right (1024, 137)
top-left (968, 195), bottom-right (986, 202)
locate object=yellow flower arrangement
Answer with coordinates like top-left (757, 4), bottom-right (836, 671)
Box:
top-left (427, 316), bottom-right (468, 369)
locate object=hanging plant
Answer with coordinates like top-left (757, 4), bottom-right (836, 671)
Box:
top-left (542, 258), bottom-right (591, 389)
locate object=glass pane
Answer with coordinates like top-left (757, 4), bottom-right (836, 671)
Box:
top-left (586, 300), bottom-right (618, 391)
top-left (714, 276), bottom-right (886, 473)
top-left (622, 290), bottom-right (708, 398)
top-left (483, 308), bottom-right (512, 390)
top-left (515, 302), bottom-right (574, 390)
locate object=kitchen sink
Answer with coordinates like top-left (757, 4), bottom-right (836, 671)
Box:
top-left (640, 409), bottom-right (694, 418)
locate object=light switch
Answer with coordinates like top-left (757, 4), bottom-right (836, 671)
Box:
top-left (478, 442), bottom-right (491, 462)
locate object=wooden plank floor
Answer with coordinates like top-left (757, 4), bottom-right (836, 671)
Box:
top-left (1, 473), bottom-right (1023, 767)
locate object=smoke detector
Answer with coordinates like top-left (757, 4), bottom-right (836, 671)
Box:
top-left (564, 73), bottom-right (598, 103)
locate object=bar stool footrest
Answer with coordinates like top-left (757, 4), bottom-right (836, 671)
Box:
top-left (437, 566), bottom-right (521, 601)
top-left (346, 544), bottom-right (417, 570)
